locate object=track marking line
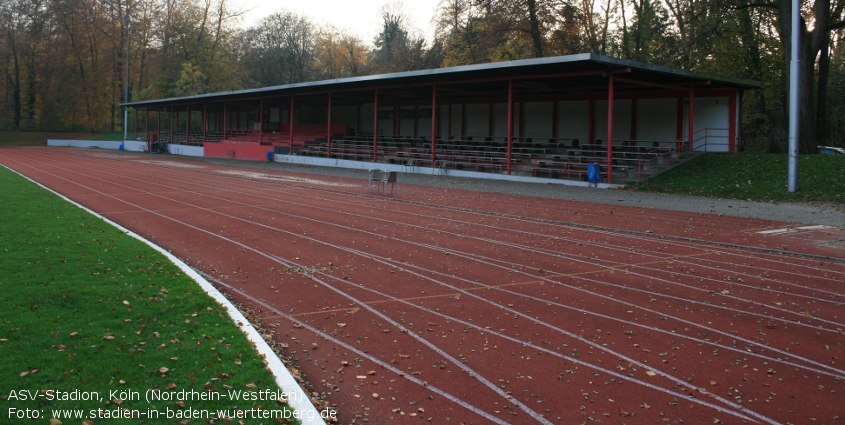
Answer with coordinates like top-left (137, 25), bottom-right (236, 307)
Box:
top-left (273, 251), bottom-right (721, 319)
top-left (757, 225), bottom-right (835, 235)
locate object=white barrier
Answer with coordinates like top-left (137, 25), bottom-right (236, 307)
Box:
top-left (47, 140), bottom-right (205, 158)
top-left (47, 139), bottom-right (122, 149)
top-left (274, 154), bottom-right (623, 189)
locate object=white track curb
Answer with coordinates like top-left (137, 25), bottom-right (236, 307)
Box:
top-left (3, 164), bottom-right (326, 425)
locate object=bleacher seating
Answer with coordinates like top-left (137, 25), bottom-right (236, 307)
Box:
top-left (297, 135), bottom-right (677, 183)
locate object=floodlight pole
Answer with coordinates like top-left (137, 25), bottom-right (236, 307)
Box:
top-left (123, 11), bottom-right (131, 142)
top-left (787, 0), bottom-right (799, 192)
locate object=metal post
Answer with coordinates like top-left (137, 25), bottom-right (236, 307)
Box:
top-left (787, 0), bottom-right (800, 192)
top-left (606, 72), bottom-right (615, 184)
top-left (507, 79), bottom-right (513, 175)
top-left (222, 101), bottom-right (227, 141)
top-left (259, 98), bottom-right (264, 143)
top-left (123, 12), bottom-right (130, 141)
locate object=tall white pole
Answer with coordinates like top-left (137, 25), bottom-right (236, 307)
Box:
top-left (123, 12), bottom-right (130, 142)
top-left (787, 0), bottom-right (799, 192)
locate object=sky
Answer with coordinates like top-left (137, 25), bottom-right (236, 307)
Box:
top-left (239, 0), bottom-right (442, 45)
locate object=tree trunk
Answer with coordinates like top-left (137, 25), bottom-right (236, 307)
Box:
top-left (7, 31), bottom-right (22, 129)
top-left (767, 107), bottom-right (788, 153)
top-left (816, 35), bottom-right (830, 143)
top-left (525, 0), bottom-right (544, 58)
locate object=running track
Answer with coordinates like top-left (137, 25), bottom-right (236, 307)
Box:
top-left (2, 147), bottom-right (844, 425)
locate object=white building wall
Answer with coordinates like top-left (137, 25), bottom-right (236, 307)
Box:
top-left (524, 102), bottom-right (553, 139)
top-left (557, 101), bottom-right (590, 143)
top-left (465, 104), bottom-right (489, 137)
top-left (683, 96), bottom-right (730, 152)
top-left (637, 98), bottom-right (678, 142)
top-left (594, 99), bottom-right (632, 145)
top-left (490, 103), bottom-right (520, 139)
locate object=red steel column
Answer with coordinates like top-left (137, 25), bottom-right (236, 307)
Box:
top-left (606, 72), bottom-right (615, 184)
top-left (373, 89), bottom-right (379, 162)
top-left (289, 96), bottom-right (295, 150)
top-left (688, 88), bottom-right (695, 152)
top-left (676, 97), bottom-right (684, 141)
top-left (507, 79), bottom-right (514, 175)
top-left (431, 85), bottom-right (437, 167)
top-left (327, 93), bottom-right (333, 158)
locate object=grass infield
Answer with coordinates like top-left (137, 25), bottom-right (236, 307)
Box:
top-left (0, 165), bottom-right (300, 424)
top-left (632, 153), bottom-right (845, 203)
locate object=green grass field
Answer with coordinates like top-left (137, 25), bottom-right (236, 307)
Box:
top-left (631, 153), bottom-right (845, 203)
top-left (0, 165), bottom-right (300, 424)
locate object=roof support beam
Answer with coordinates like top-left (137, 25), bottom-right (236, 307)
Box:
top-left (614, 76), bottom-right (709, 92)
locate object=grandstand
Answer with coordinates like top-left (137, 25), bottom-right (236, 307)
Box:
top-left (124, 54), bottom-right (758, 184)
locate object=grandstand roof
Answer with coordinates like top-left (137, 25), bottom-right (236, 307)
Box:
top-left (124, 53), bottom-right (759, 108)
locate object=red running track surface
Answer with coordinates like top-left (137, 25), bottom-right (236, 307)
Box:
top-left (2, 147), bottom-right (844, 425)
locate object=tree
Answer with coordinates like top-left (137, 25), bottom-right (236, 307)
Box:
top-left (370, 1), bottom-right (428, 73)
top-left (239, 11), bottom-right (317, 86)
top-left (314, 25), bottom-right (369, 80)
top-left (767, 0), bottom-right (845, 153)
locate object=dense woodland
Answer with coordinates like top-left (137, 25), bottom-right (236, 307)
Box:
top-left (1, 0), bottom-right (844, 153)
